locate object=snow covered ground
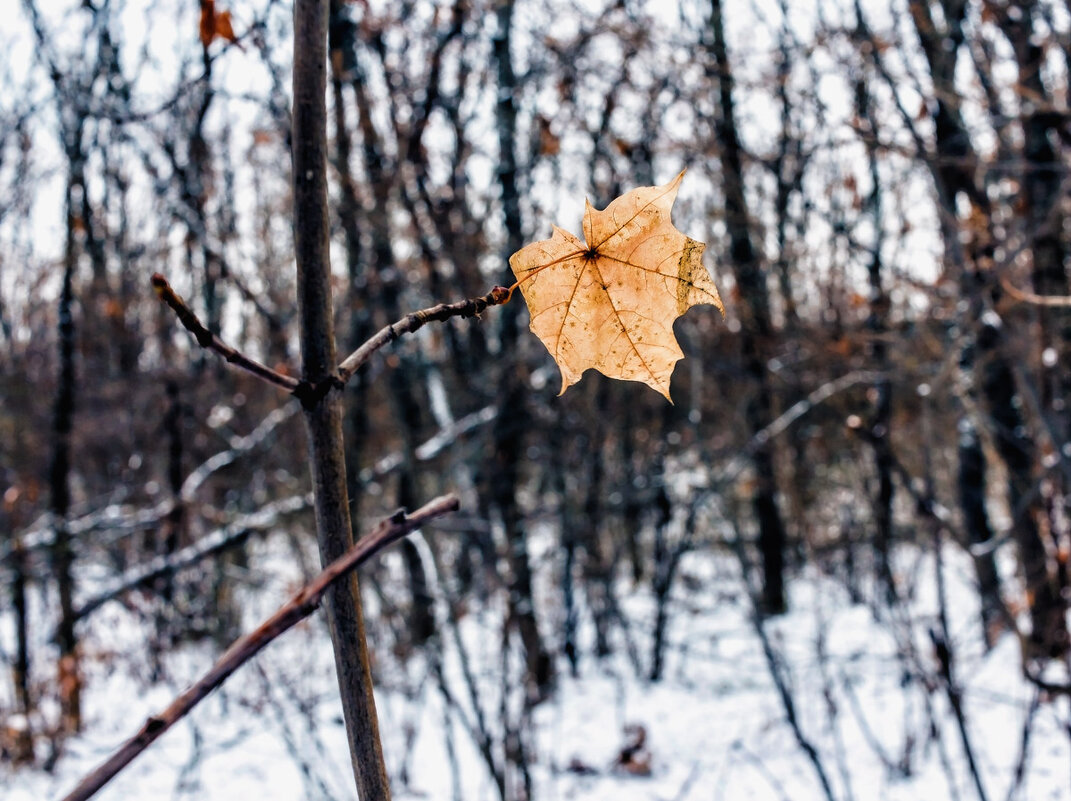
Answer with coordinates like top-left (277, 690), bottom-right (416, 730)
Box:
top-left (5, 529), bottom-right (1070, 801)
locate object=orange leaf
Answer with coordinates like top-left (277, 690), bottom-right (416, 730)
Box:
top-left (199, 0), bottom-right (241, 49)
top-left (199, 0), bottom-right (216, 47)
top-left (537, 117), bottom-right (560, 156)
top-left (509, 171), bottom-right (723, 400)
top-left (216, 10), bottom-right (239, 45)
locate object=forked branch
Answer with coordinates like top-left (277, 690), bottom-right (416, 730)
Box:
top-left (58, 493), bottom-right (460, 801)
top-left (151, 273), bottom-right (512, 404)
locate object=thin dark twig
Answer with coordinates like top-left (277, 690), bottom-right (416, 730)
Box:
top-left (154, 273), bottom-right (511, 404)
top-left (922, 396), bottom-right (990, 801)
top-left (57, 493), bottom-right (460, 801)
top-left (335, 286), bottom-right (512, 385)
top-left (1005, 689), bottom-right (1040, 801)
top-left (69, 494), bottom-right (310, 625)
top-left (729, 529), bottom-right (838, 801)
top-left (151, 273), bottom-right (301, 392)
top-left (1001, 278), bottom-right (1071, 308)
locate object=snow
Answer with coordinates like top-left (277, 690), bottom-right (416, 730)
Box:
top-left (5, 530), bottom-right (1069, 801)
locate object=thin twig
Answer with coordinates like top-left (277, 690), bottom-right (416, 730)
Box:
top-left (153, 272), bottom-right (511, 404)
top-left (3, 404), bottom-right (296, 567)
top-left (708, 370), bottom-right (884, 489)
top-left (360, 404), bottom-right (496, 482)
top-left (58, 493), bottom-right (460, 801)
top-left (151, 273), bottom-right (301, 392)
top-left (179, 405), bottom-right (298, 503)
top-left (335, 286), bottom-right (512, 385)
top-left (729, 531), bottom-right (838, 801)
top-left (1005, 690), bottom-right (1040, 801)
top-left (69, 493), bottom-right (311, 624)
top-left (1002, 278), bottom-right (1071, 308)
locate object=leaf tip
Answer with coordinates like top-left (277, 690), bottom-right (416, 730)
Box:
top-left (668, 169), bottom-right (687, 191)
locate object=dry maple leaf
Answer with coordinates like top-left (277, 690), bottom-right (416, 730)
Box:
top-left (509, 171), bottom-right (723, 400)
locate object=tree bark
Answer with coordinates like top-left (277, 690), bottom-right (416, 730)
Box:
top-left (52, 172), bottom-right (81, 734)
top-left (1004, 0), bottom-right (1071, 610)
top-left (906, 0), bottom-right (1067, 655)
top-left (491, 0), bottom-right (554, 698)
top-left (10, 534), bottom-right (34, 762)
top-left (854, 64), bottom-right (898, 601)
top-left (292, 1), bottom-right (391, 797)
top-left (707, 0), bottom-right (788, 615)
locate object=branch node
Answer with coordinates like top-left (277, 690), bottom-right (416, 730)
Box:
top-left (144, 717), bottom-right (166, 736)
top-left (292, 376), bottom-right (344, 410)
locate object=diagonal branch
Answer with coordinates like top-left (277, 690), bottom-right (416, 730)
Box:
top-left (57, 493), bottom-right (460, 801)
top-left (151, 273), bottom-right (301, 392)
top-left (1001, 278), bottom-right (1071, 308)
top-left (69, 405), bottom-right (497, 624)
top-left (3, 404), bottom-right (296, 565)
top-left (333, 286), bottom-right (512, 386)
top-left (68, 493), bottom-right (311, 625)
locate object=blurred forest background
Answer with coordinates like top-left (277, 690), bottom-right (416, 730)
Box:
top-left (2, 0), bottom-right (1071, 799)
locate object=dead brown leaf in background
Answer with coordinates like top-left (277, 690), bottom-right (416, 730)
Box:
top-left (199, 0), bottom-right (241, 49)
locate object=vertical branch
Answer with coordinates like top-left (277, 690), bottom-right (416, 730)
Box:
top-left (854, 60), bottom-right (896, 602)
top-left (491, 0), bottom-right (554, 698)
top-left (1003, 0), bottom-right (1071, 610)
top-left (10, 535), bottom-right (34, 762)
top-left (581, 382), bottom-right (612, 660)
top-left (52, 173), bottom-right (81, 735)
top-left (292, 0), bottom-right (391, 797)
top-left (163, 379), bottom-right (186, 578)
top-left (707, 0), bottom-right (788, 615)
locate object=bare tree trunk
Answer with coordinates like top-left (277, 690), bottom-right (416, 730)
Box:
top-left (981, 345), bottom-right (1067, 656)
top-left (292, 1), bottom-right (391, 797)
top-left (553, 420), bottom-right (580, 676)
top-left (649, 471), bottom-right (674, 682)
top-left (957, 427), bottom-right (1003, 647)
top-left (853, 64), bottom-right (897, 602)
top-left (9, 533), bottom-right (34, 762)
top-left (1004, 0), bottom-right (1071, 618)
top-left (707, 0), bottom-right (788, 615)
top-left (906, 0), bottom-right (1068, 656)
top-left (492, 0), bottom-right (554, 698)
top-left (580, 383), bottom-right (612, 659)
top-left (905, 0), bottom-right (1008, 641)
top-left (620, 409), bottom-right (645, 584)
top-left (51, 174), bottom-right (81, 735)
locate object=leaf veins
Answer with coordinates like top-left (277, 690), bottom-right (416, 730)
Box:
top-left (509, 170), bottom-right (724, 400)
